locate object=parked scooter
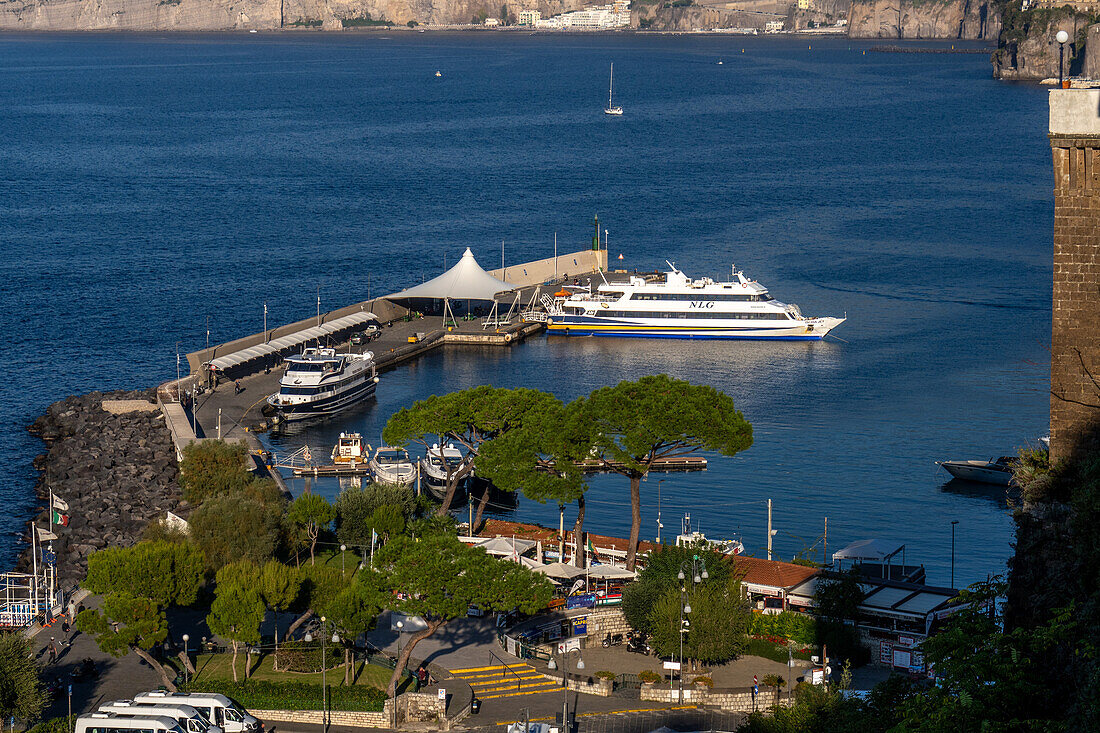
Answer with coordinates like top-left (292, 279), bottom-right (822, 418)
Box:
top-left (627, 631), bottom-right (651, 655)
top-left (602, 632), bottom-right (624, 648)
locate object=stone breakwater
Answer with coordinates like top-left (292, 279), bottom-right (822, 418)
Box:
top-left (24, 389), bottom-right (182, 585)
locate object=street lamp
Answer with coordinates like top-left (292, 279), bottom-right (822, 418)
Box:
top-left (340, 544), bottom-right (347, 575)
top-left (1057, 30), bottom-right (1070, 87)
top-left (304, 617), bottom-right (340, 733)
top-left (657, 480), bottom-right (664, 544)
top-left (182, 634), bottom-right (189, 686)
top-left (950, 520), bottom-right (959, 589)
top-left (679, 593), bottom-right (691, 703)
top-left (547, 648), bottom-right (584, 733)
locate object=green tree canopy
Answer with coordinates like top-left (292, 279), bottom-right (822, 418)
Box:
top-left (75, 592), bottom-right (175, 690)
top-left (335, 482), bottom-right (415, 548)
top-left (375, 534), bottom-right (554, 695)
top-left (259, 560), bottom-right (301, 613)
top-left (189, 493), bottom-right (280, 570)
top-left (382, 386), bottom-right (561, 517)
top-left (575, 375), bottom-right (753, 568)
top-left (0, 632), bottom-right (46, 724)
top-left (180, 440), bottom-right (252, 504)
top-left (84, 541), bottom-right (204, 606)
top-left (208, 563), bottom-right (267, 682)
top-left (287, 492), bottom-right (336, 565)
top-left (623, 545), bottom-right (731, 633)
top-left (323, 573), bottom-right (385, 684)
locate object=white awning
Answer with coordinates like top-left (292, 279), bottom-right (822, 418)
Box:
top-left (832, 539), bottom-right (904, 563)
top-left (207, 311), bottom-right (378, 371)
top-left (390, 248), bottom-right (515, 302)
top-left (587, 564), bottom-right (636, 580)
top-left (474, 537), bottom-right (538, 557)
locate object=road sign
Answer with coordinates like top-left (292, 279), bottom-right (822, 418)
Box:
top-left (662, 661), bottom-right (680, 671)
top-left (437, 688), bottom-right (446, 701)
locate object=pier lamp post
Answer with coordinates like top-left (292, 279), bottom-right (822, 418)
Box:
top-left (950, 520), bottom-right (959, 589)
top-left (547, 647), bottom-right (584, 733)
top-left (677, 556), bottom-right (708, 590)
top-left (657, 480), bottom-right (664, 544)
top-left (340, 544), bottom-right (347, 575)
top-left (679, 592), bottom-right (691, 704)
top-left (1057, 30), bottom-right (1070, 87)
top-left (182, 634), bottom-right (189, 686)
top-left (305, 617), bottom-right (339, 733)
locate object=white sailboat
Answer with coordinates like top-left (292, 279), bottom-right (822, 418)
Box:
top-left (604, 63), bottom-right (623, 116)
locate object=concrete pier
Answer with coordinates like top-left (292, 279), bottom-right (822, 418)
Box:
top-left (160, 248), bottom-right (607, 448)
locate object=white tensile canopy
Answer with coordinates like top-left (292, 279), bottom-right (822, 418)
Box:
top-left (587, 564), bottom-right (636, 580)
top-left (533, 562), bottom-right (587, 580)
top-left (389, 248), bottom-right (518, 327)
top-left (474, 536), bottom-right (538, 557)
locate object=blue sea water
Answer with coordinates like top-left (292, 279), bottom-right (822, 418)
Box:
top-left (0, 32), bottom-right (1052, 587)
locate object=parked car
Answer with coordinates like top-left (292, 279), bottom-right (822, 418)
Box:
top-left (351, 325), bottom-right (381, 345)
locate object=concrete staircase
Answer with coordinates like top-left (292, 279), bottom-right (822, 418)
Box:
top-left (449, 663), bottom-right (561, 700)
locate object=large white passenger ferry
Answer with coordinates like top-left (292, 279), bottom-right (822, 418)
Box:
top-left (266, 347), bottom-right (379, 422)
top-left (545, 263), bottom-right (844, 340)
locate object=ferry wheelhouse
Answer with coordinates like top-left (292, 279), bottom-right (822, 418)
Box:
top-left (545, 263), bottom-right (845, 340)
top-left (266, 347), bottom-right (378, 422)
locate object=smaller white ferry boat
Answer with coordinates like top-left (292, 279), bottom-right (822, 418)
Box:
top-left (267, 348), bottom-right (378, 422)
top-left (331, 433), bottom-right (369, 465)
top-left (420, 443), bottom-right (469, 502)
top-left (370, 446), bottom-right (416, 487)
top-left (545, 262), bottom-right (844, 340)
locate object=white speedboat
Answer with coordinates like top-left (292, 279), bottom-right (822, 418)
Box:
top-left (420, 443), bottom-right (469, 502)
top-left (545, 262), bottom-right (845, 340)
top-left (267, 348), bottom-right (378, 422)
top-left (332, 433), bottom-right (369, 465)
top-left (370, 446), bottom-right (416, 487)
top-left (604, 63), bottom-right (623, 115)
top-left (937, 456), bottom-right (1017, 486)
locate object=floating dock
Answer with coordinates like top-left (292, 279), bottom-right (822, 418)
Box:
top-left (572, 456), bottom-right (708, 473)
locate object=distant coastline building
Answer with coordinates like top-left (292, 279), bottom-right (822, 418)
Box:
top-left (764, 20), bottom-right (784, 33)
top-left (536, 1), bottom-right (631, 30)
top-left (518, 10), bottom-right (541, 25)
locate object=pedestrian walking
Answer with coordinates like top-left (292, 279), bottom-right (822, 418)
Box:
top-left (234, 380), bottom-right (242, 395)
top-left (48, 638), bottom-right (57, 663)
top-left (416, 665), bottom-right (429, 691)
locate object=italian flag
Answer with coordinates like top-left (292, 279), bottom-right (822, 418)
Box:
top-left (52, 510), bottom-right (69, 527)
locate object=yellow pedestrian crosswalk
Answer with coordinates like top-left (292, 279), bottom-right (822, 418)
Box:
top-left (448, 663), bottom-right (563, 700)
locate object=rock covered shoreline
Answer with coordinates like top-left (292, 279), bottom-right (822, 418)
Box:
top-left (22, 389), bottom-right (183, 586)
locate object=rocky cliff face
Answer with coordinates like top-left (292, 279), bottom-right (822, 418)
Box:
top-left (992, 9), bottom-right (1094, 81)
top-left (847, 0), bottom-right (1001, 39)
top-left (633, 5), bottom-right (769, 31)
top-left (0, 0), bottom-right (586, 29)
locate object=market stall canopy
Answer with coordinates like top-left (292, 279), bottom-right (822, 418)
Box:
top-left (587, 564), bottom-right (636, 580)
top-left (389, 248), bottom-right (515, 301)
top-left (474, 536), bottom-right (538, 557)
top-left (509, 555), bottom-right (545, 570)
top-left (832, 539), bottom-right (904, 563)
top-left (533, 562), bottom-right (587, 580)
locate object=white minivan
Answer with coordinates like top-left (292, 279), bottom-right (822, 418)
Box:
top-left (132, 692), bottom-right (262, 733)
top-left (98, 701), bottom-right (224, 733)
top-left (75, 712), bottom-right (185, 733)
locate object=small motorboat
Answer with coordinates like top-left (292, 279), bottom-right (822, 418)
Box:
top-left (420, 443), bottom-right (468, 502)
top-left (370, 446), bottom-right (416, 486)
top-left (331, 433), bottom-right (369, 465)
top-left (435, 70), bottom-right (442, 77)
top-left (937, 456), bottom-right (1018, 486)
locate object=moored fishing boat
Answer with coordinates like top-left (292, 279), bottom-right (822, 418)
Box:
top-left (937, 456), bottom-right (1017, 486)
top-left (544, 262), bottom-right (844, 340)
top-left (331, 433), bottom-right (369, 465)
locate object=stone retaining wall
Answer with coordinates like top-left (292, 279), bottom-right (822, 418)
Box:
top-left (640, 683), bottom-right (792, 712)
top-left (254, 691), bottom-right (445, 729)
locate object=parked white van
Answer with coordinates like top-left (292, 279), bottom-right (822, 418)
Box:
top-left (75, 712), bottom-right (185, 733)
top-left (98, 700), bottom-right (223, 733)
top-left (131, 692), bottom-right (262, 733)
